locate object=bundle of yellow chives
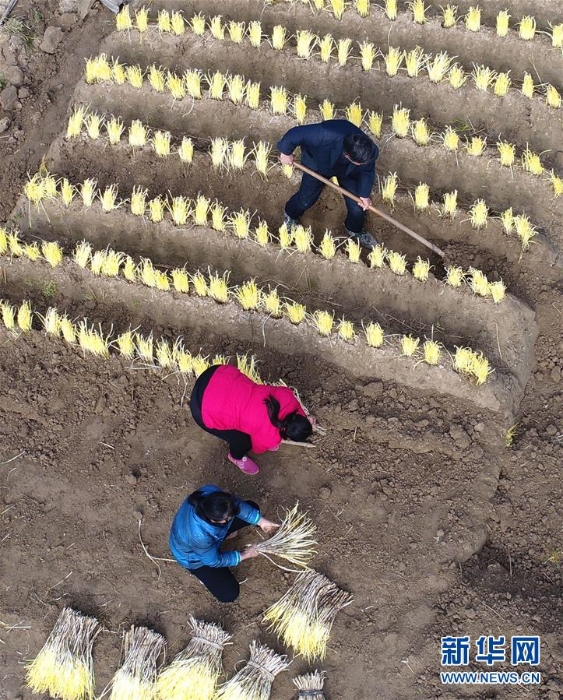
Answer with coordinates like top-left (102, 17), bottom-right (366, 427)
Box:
top-left (237, 353), bottom-right (262, 383)
top-left (215, 642), bottom-right (289, 700)
top-left (25, 607), bottom-right (100, 700)
top-left (294, 670), bottom-right (326, 700)
top-left (156, 617), bottom-right (231, 700)
top-left (255, 503), bottom-right (317, 569)
top-left (109, 626), bottom-right (166, 700)
top-left (263, 570), bottom-right (353, 662)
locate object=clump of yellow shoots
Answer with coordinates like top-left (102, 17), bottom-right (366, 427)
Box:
top-left (521, 73), bottom-right (534, 99)
top-left (465, 6), bottom-right (481, 31)
top-left (24, 173), bottom-right (46, 205)
top-left (465, 136), bottom-right (486, 156)
top-left (106, 117), bottom-right (124, 145)
top-left (66, 105), bottom-right (87, 139)
top-left (277, 223), bottom-right (292, 249)
top-left (472, 64), bottom-right (496, 91)
top-left (442, 190), bottom-right (458, 218)
top-left (190, 12), bottom-right (206, 36)
top-left (468, 267), bottom-right (489, 296)
top-left (210, 201), bottom-right (227, 231)
top-left (229, 209), bottom-right (252, 239)
top-left (414, 183), bottom-right (430, 210)
top-left (59, 315), bottom-right (76, 344)
top-left (368, 245), bottom-right (386, 268)
top-left (423, 340), bottom-right (441, 365)
top-left (72, 241), bottom-right (92, 269)
top-left (468, 199), bottom-right (489, 228)
top-left (178, 137), bottom-right (194, 164)
top-left (410, 0), bottom-right (427, 24)
top-left (253, 142), bottom-right (271, 177)
top-left (101, 184), bottom-right (119, 212)
top-left (346, 238), bottom-right (361, 263)
top-left (157, 9), bottom-right (171, 32)
top-left (0, 227), bottom-right (7, 254)
top-left (25, 608), bottom-right (100, 700)
top-left (442, 4), bottom-right (457, 27)
top-left (210, 137), bottom-right (229, 169)
top-left (285, 301), bottom-right (306, 324)
top-left (254, 220), bottom-right (270, 246)
top-left (412, 119), bottom-right (431, 146)
top-left (387, 250), bottom-right (407, 275)
top-left (113, 61), bottom-right (125, 86)
top-left (355, 0), bottom-right (370, 17)
top-left (101, 249), bottom-right (124, 277)
top-left (385, 0), bottom-right (397, 20)
top-left (442, 126), bottom-right (459, 151)
top-left (169, 11), bottom-right (184, 35)
top-left (126, 65), bottom-right (143, 89)
top-left (227, 139), bottom-right (247, 170)
top-left (337, 319), bottom-right (355, 342)
top-left (130, 186), bottom-right (147, 216)
top-left (345, 102), bottom-right (363, 127)
top-left (494, 72), bottom-right (511, 97)
top-left (319, 34), bottom-right (333, 63)
top-left (263, 288), bottom-right (283, 317)
top-left (23, 243), bottom-right (41, 261)
top-left (116, 5), bottom-right (133, 31)
top-left (12, 300), bottom-right (29, 330)
top-left (1, 301), bottom-right (15, 330)
top-left (496, 10), bottom-right (510, 36)
top-left (319, 231), bottom-right (336, 259)
top-left (81, 178), bottom-right (97, 207)
top-left (245, 80), bottom-right (261, 109)
top-left (248, 20), bottom-right (262, 47)
top-left (227, 20), bottom-right (244, 43)
top-left (236, 279), bottom-right (261, 310)
top-left (550, 171), bottom-right (563, 197)
top-left (78, 320), bottom-right (110, 357)
top-left (391, 106), bottom-right (410, 137)
top-left (381, 172), bottom-right (398, 204)
top-left (135, 7), bottom-right (148, 32)
top-left (521, 146), bottom-right (543, 175)
top-left (320, 99), bottom-right (335, 121)
top-left (84, 54), bottom-right (111, 84)
top-left (42, 307), bottom-right (60, 336)
top-left (514, 214), bottom-right (536, 249)
top-left (497, 140), bottom-right (515, 167)
top-left (191, 271), bottom-right (208, 297)
top-left (445, 265), bottom-right (464, 287)
top-left (60, 179), bottom-right (75, 207)
top-left (293, 94), bottom-right (307, 124)
top-left (271, 25), bottom-right (287, 50)
top-left (405, 47), bottom-right (425, 77)
top-left (171, 268), bottom-right (190, 293)
top-left (116, 331), bottom-right (135, 358)
top-left (42, 241), bottom-right (63, 267)
top-left (518, 16), bottom-right (536, 40)
top-left (384, 47), bottom-right (402, 76)
top-left (413, 256), bottom-right (430, 280)
top-left (8, 232), bottom-right (23, 256)
top-left (500, 208), bottom-right (514, 233)
top-left (148, 196), bottom-right (165, 223)
top-left (488, 280), bottom-right (506, 303)
top-left (449, 65), bottom-right (467, 89)
top-left (192, 194), bottom-right (210, 226)
top-left (296, 30), bottom-right (316, 59)
top-left (90, 250), bottom-right (106, 275)
top-left (208, 272), bottom-right (230, 303)
top-left (169, 196), bottom-right (190, 226)
top-left (184, 70), bottom-right (203, 99)
top-left (271, 86), bottom-right (288, 115)
top-left (313, 310), bottom-right (334, 336)
top-left (330, 0), bottom-right (346, 19)
top-left (128, 120), bottom-right (147, 148)
top-left (364, 321), bottom-right (384, 347)
top-left (293, 225), bottom-right (313, 253)
top-left (85, 113), bottom-right (102, 140)
top-left (167, 71), bottom-right (185, 100)
top-left (426, 52), bottom-right (453, 83)
top-left (337, 38), bottom-right (352, 66)
top-left (122, 256), bottom-right (136, 282)
top-left (551, 23), bottom-right (563, 48)
top-left (152, 131), bottom-right (172, 158)
top-left (367, 111), bottom-right (383, 138)
top-left (401, 335), bottom-right (419, 356)
top-left (546, 85), bottom-right (562, 109)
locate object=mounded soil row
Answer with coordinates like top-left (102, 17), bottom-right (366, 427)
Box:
top-left (424, 0), bottom-right (563, 28)
top-left (154, 0), bottom-right (563, 90)
top-left (17, 197), bottom-right (538, 390)
top-left (102, 29), bottom-right (563, 161)
top-left (40, 134), bottom-right (560, 290)
top-left (73, 80), bottom-right (563, 255)
top-left (0, 255), bottom-right (521, 417)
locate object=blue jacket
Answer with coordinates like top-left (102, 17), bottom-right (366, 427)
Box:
top-left (169, 484), bottom-right (261, 569)
top-left (277, 120), bottom-right (378, 198)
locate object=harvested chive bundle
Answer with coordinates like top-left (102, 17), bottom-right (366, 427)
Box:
top-left (109, 625), bottom-right (166, 700)
top-left (294, 670), bottom-right (327, 699)
top-left (215, 641), bottom-right (289, 700)
top-left (255, 503), bottom-right (317, 570)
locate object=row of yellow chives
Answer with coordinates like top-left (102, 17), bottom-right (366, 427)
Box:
top-left (0, 229), bottom-right (495, 384)
top-left (80, 58), bottom-right (562, 193)
top-left (111, 10), bottom-right (563, 107)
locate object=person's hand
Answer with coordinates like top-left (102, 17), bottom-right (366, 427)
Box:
top-left (280, 153), bottom-right (294, 165)
top-left (308, 414), bottom-right (318, 428)
top-left (258, 517), bottom-right (280, 534)
top-left (358, 197), bottom-right (372, 210)
top-left (240, 544), bottom-right (259, 560)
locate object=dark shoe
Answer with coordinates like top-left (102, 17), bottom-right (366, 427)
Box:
top-left (346, 229), bottom-right (378, 249)
top-left (284, 212), bottom-right (300, 229)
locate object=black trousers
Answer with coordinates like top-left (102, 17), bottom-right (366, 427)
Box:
top-left (188, 501), bottom-right (259, 603)
top-left (190, 365), bottom-right (252, 459)
top-left (285, 172), bottom-right (366, 233)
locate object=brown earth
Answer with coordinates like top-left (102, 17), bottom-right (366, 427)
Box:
top-left (1, 2), bottom-right (563, 700)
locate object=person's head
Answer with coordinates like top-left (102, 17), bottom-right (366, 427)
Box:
top-left (264, 395), bottom-right (313, 442)
top-left (343, 132), bottom-right (379, 166)
top-left (189, 489), bottom-right (240, 525)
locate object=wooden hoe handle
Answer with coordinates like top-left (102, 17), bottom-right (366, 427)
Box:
top-left (291, 161), bottom-right (445, 258)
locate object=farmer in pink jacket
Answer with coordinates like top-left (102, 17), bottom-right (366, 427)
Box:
top-left (190, 364), bottom-right (314, 475)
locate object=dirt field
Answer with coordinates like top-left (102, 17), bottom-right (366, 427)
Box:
top-left (1, 1), bottom-right (563, 699)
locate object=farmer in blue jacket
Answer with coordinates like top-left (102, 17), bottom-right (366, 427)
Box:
top-left (169, 484), bottom-right (279, 602)
top-left (278, 119), bottom-right (379, 249)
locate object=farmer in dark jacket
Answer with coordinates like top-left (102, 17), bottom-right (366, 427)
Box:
top-left (169, 484), bottom-right (278, 602)
top-left (278, 119), bottom-right (379, 249)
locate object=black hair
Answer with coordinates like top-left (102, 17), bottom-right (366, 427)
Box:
top-left (188, 489), bottom-right (240, 524)
top-left (264, 395), bottom-right (313, 442)
top-left (343, 132), bottom-right (379, 165)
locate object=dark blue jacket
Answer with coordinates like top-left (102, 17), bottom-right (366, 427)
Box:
top-left (277, 120), bottom-right (378, 198)
top-left (169, 484), bottom-right (261, 569)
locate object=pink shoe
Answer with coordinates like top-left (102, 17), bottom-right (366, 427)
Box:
top-left (228, 452), bottom-right (260, 475)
